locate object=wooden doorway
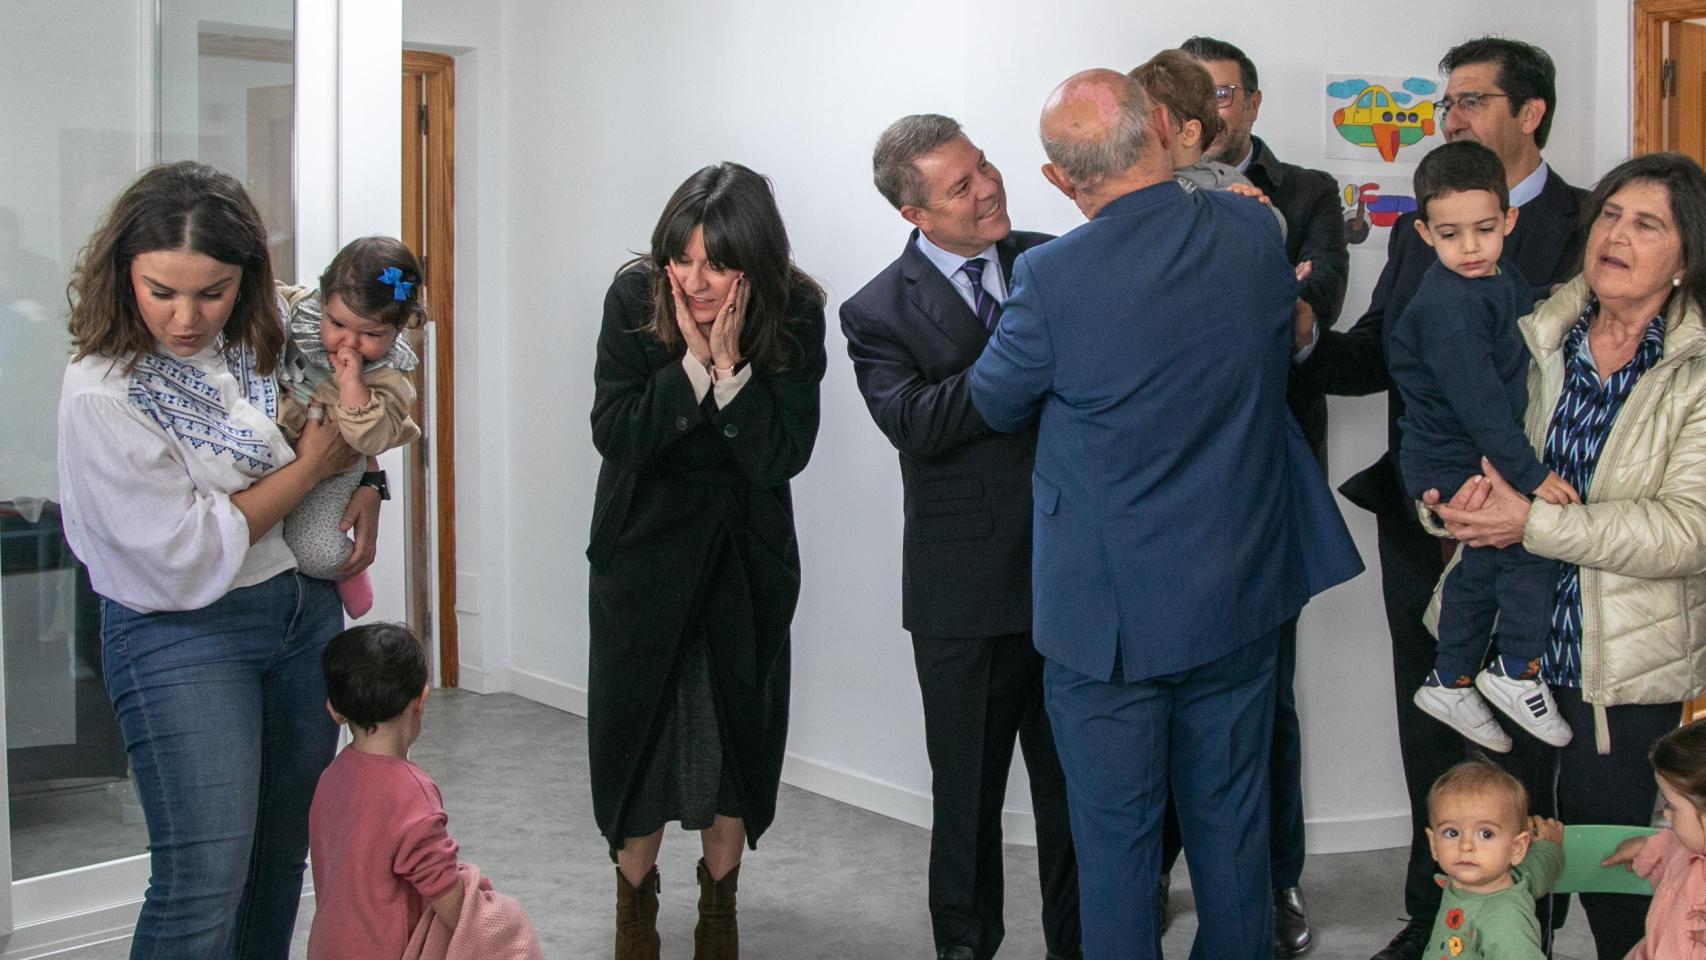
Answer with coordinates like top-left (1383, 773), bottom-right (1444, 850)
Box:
top-left (402, 50), bottom-right (459, 686)
top-left (1635, 1), bottom-right (1706, 160)
top-left (1637, 2), bottom-right (1706, 722)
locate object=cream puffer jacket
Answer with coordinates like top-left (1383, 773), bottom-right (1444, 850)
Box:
top-left (1425, 274), bottom-right (1706, 752)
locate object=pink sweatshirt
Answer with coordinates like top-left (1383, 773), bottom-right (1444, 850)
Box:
top-left (1626, 828), bottom-right (1706, 960)
top-left (307, 748), bottom-right (461, 960)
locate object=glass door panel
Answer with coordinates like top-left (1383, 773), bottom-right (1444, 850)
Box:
top-left (0, 0), bottom-right (295, 927)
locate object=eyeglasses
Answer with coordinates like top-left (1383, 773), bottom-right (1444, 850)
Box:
top-left (1213, 84), bottom-right (1243, 107)
top-left (1433, 92), bottom-right (1512, 116)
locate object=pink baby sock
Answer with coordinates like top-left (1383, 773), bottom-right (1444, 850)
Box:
top-left (337, 570), bottom-right (374, 619)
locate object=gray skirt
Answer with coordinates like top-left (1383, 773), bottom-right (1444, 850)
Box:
top-left (614, 625), bottom-right (742, 849)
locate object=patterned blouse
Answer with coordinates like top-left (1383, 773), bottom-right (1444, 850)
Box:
top-left (57, 338), bottom-right (298, 614)
top-left (1540, 300), bottom-right (1667, 686)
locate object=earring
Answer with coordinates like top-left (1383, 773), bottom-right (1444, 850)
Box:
top-left (1675, 277), bottom-right (1684, 288)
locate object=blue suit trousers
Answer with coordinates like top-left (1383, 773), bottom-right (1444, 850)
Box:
top-left (1045, 629), bottom-right (1280, 960)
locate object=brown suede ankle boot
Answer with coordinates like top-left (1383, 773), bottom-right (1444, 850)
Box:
top-left (693, 858), bottom-right (740, 960)
top-left (614, 866), bottom-right (660, 960)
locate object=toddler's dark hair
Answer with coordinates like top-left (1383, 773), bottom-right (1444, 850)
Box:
top-left (1414, 141), bottom-right (1509, 224)
top-left (323, 622), bottom-right (428, 734)
top-left (319, 235), bottom-right (428, 329)
top-left (1652, 716), bottom-right (1706, 811)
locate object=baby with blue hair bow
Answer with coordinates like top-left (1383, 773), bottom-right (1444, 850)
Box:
top-left (275, 236), bottom-right (426, 617)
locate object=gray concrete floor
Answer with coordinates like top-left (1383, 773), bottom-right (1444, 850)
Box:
top-left (55, 689), bottom-right (1602, 959)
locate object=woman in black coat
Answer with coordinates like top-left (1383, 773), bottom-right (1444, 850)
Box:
top-left (587, 162), bottom-right (825, 960)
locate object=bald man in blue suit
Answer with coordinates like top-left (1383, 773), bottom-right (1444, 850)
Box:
top-left (970, 69), bottom-right (1362, 960)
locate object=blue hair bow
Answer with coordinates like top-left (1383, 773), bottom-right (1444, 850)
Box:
top-left (377, 267), bottom-right (415, 302)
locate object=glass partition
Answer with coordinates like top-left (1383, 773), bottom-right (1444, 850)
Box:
top-left (0, 0), bottom-right (294, 897)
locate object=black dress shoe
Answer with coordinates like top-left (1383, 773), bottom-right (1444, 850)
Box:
top-left (938, 948), bottom-right (975, 960)
top-left (1274, 887), bottom-right (1313, 956)
top-left (1369, 917), bottom-right (1432, 960)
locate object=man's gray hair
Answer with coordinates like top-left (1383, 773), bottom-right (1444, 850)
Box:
top-left (1040, 75), bottom-right (1154, 191)
top-left (872, 114), bottom-right (964, 210)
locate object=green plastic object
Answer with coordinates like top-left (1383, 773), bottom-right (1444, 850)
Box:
top-left (1553, 824), bottom-right (1658, 895)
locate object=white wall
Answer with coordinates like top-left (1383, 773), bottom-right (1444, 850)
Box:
top-left (1598, 0), bottom-right (1636, 176)
top-left (407, 0), bottom-right (1618, 852)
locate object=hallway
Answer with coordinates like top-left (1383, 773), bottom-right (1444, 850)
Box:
top-left (63, 689), bottom-right (1601, 959)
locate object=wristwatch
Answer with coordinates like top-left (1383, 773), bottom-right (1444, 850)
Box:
top-left (358, 469), bottom-right (391, 501)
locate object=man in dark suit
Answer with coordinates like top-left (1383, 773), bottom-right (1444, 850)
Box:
top-left (1136, 37), bottom-right (1351, 955)
top-left (1292, 37), bottom-right (1585, 960)
top-left (840, 114), bottom-right (1080, 960)
top-left (971, 70), bottom-right (1361, 960)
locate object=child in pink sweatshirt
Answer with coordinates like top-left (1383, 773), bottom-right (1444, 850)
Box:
top-left (1604, 717), bottom-right (1706, 959)
top-left (307, 623), bottom-right (462, 960)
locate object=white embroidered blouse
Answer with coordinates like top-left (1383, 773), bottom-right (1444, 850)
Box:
top-left (57, 341), bottom-right (299, 613)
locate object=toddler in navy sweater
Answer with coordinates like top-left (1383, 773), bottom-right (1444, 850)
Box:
top-left (1389, 141), bottom-right (1578, 753)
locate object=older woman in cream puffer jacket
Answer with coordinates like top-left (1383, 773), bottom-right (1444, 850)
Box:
top-left (1430, 269), bottom-right (1706, 742)
top-left (1516, 274), bottom-right (1706, 716)
top-left (1428, 152), bottom-right (1706, 960)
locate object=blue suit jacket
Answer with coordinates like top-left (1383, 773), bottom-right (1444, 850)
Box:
top-left (970, 182), bottom-right (1362, 683)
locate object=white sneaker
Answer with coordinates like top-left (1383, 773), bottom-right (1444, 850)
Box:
top-left (1413, 683), bottom-right (1514, 753)
top-left (1475, 669), bottom-right (1573, 747)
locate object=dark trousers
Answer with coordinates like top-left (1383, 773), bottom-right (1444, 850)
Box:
top-left (1496, 686), bottom-right (1679, 960)
top-left (1046, 631), bottom-right (1279, 960)
top-left (1375, 516), bottom-right (1465, 924)
top-left (913, 632), bottom-right (1081, 960)
top-left (1435, 543), bottom-right (1556, 680)
top-left (1160, 616), bottom-right (1304, 888)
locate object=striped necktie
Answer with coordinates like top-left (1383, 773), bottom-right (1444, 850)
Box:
top-left (960, 257), bottom-right (1001, 331)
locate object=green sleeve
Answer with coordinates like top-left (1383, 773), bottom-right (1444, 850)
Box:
top-left (1520, 839), bottom-right (1564, 896)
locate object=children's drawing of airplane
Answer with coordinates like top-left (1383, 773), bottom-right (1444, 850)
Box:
top-left (1333, 85), bottom-right (1436, 162)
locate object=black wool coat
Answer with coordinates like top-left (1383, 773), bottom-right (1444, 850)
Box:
top-left (586, 266), bottom-right (826, 849)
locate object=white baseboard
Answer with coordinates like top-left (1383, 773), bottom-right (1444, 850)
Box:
top-left (1304, 811), bottom-right (1411, 855)
top-left (507, 668), bottom-right (587, 717)
top-left (779, 753), bottom-right (934, 830)
top-left (494, 679), bottom-right (1411, 855)
top-left (454, 662), bottom-right (503, 694)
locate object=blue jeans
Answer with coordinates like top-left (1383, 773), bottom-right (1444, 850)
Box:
top-left (101, 570), bottom-right (341, 960)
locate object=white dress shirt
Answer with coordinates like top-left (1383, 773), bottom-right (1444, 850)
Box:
top-left (914, 232), bottom-right (1008, 310)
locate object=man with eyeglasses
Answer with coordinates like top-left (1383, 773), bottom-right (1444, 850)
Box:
top-left (1157, 35), bottom-right (1350, 959)
top-left (1291, 36), bottom-right (1586, 960)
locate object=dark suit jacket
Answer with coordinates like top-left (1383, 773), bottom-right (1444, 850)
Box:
top-left (1298, 166), bottom-right (1585, 536)
top-left (1246, 136), bottom-right (1351, 465)
top-left (969, 184), bottom-right (1363, 683)
top-left (840, 229), bottom-right (1053, 639)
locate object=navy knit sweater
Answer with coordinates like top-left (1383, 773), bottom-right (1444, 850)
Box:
top-left (1388, 258), bottom-right (1549, 499)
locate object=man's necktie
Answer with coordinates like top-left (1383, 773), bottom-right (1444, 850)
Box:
top-left (960, 258), bottom-right (1001, 331)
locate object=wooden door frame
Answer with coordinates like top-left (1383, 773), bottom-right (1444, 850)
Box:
top-left (1635, 0), bottom-right (1706, 151)
top-left (1634, 2), bottom-right (1706, 723)
top-left (403, 50), bottom-right (459, 686)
